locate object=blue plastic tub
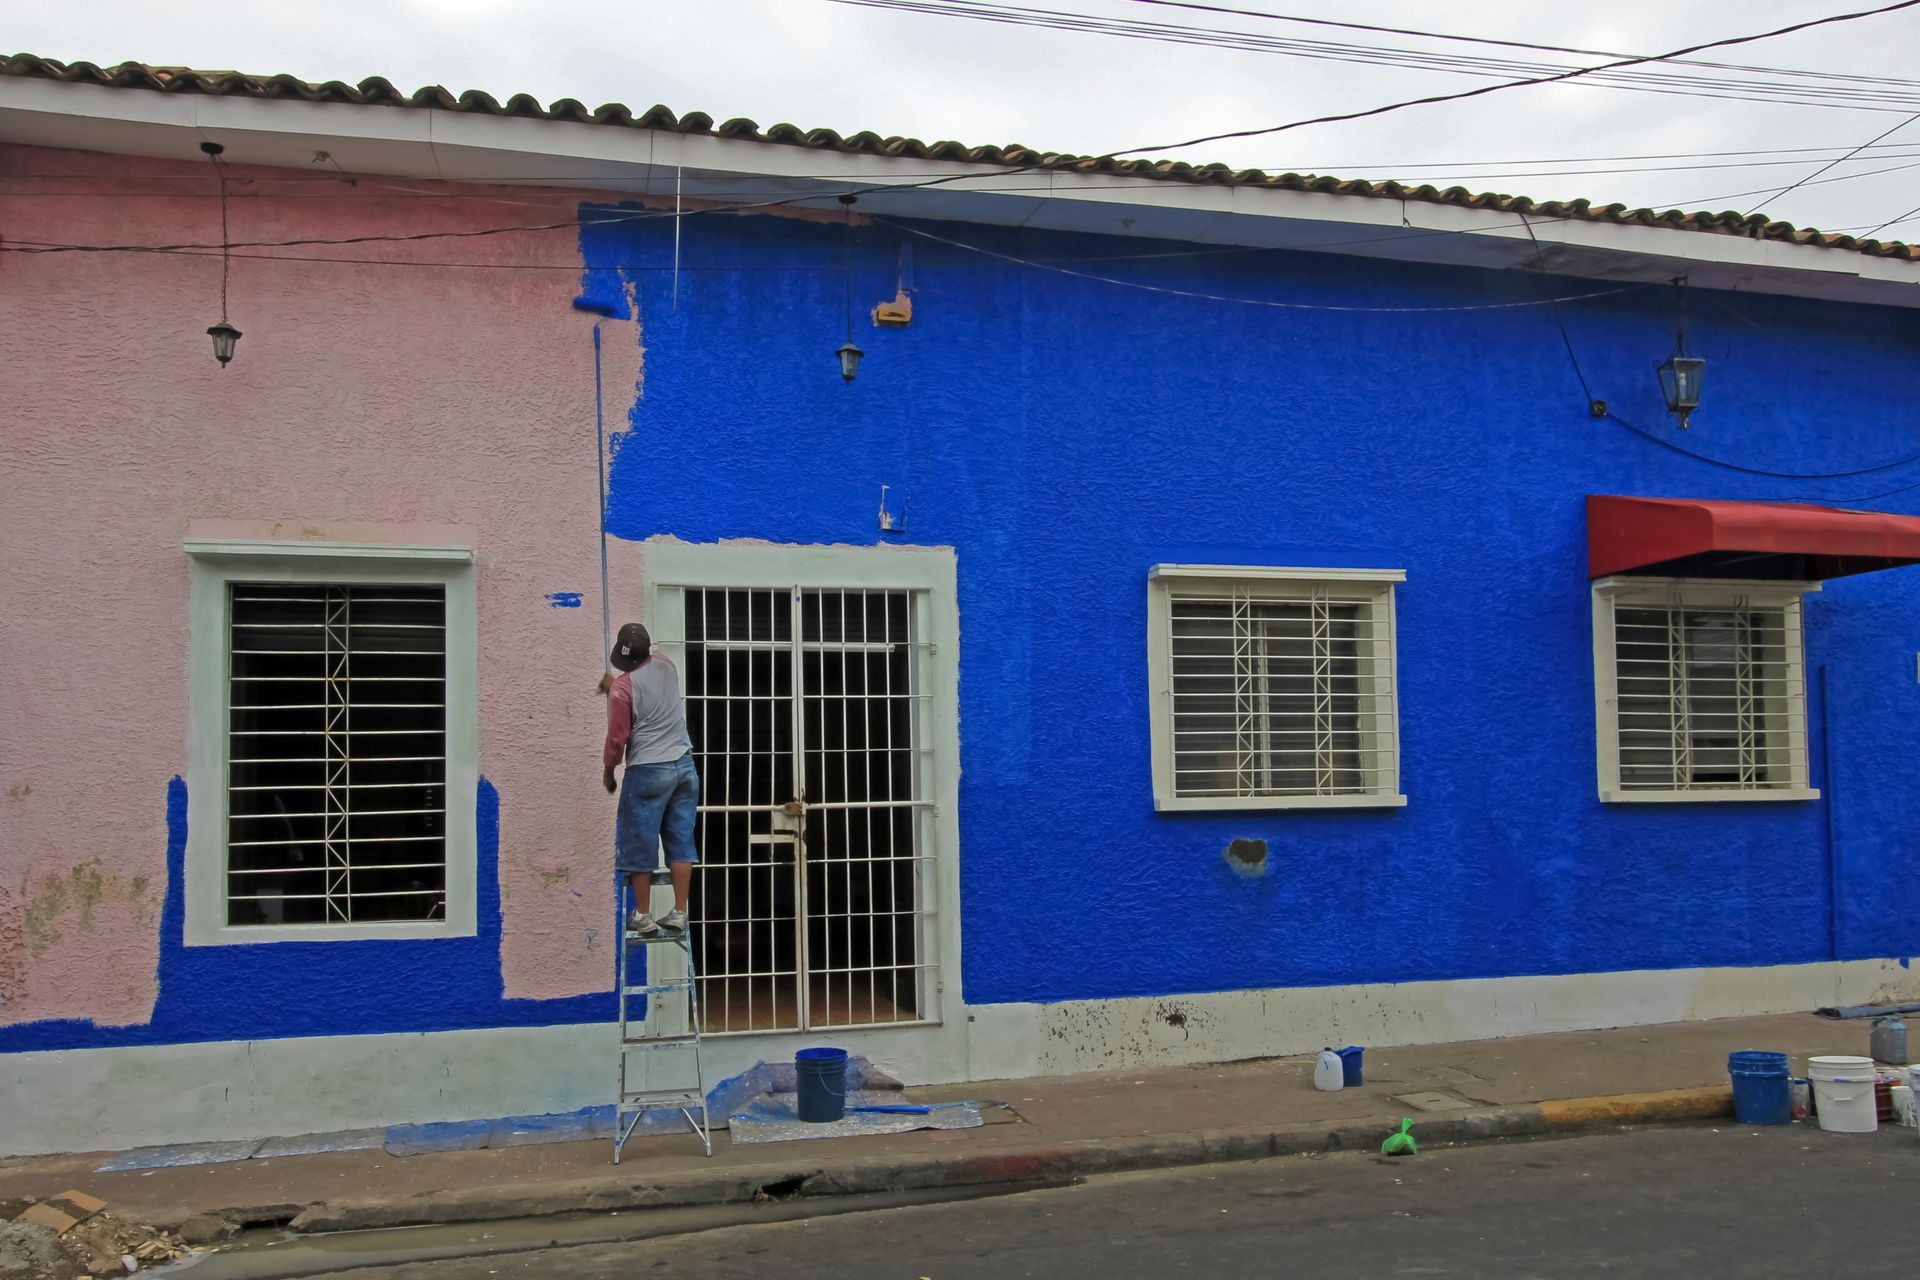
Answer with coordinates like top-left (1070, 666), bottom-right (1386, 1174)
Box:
top-left (1336, 1046), bottom-right (1364, 1088)
top-left (796, 1046), bottom-right (849, 1122)
top-left (1729, 1050), bottom-right (1791, 1126)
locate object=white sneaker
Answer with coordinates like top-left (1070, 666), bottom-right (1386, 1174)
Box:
top-left (659, 908), bottom-right (688, 934)
top-left (627, 910), bottom-right (659, 936)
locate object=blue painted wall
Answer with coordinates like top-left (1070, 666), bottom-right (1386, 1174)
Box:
top-left (10, 203), bottom-right (1916, 1058)
top-left (585, 204), bottom-right (1920, 1007)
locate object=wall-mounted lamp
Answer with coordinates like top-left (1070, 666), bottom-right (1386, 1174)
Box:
top-left (1655, 279), bottom-right (1703, 428)
top-left (201, 141), bottom-right (241, 368)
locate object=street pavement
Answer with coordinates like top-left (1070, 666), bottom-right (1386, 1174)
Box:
top-left (286, 1123), bottom-right (1920, 1278)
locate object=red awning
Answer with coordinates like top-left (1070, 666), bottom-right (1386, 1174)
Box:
top-left (1587, 495), bottom-right (1920, 580)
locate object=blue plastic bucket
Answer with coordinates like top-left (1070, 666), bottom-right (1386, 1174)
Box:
top-left (1729, 1050), bottom-right (1791, 1126)
top-left (1336, 1046), bottom-right (1364, 1087)
top-left (796, 1046), bottom-right (850, 1123)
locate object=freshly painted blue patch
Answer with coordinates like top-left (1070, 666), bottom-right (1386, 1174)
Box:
top-left (580, 204), bottom-right (1920, 1008)
top-left (94, 1139), bottom-right (264, 1171)
top-left (384, 1118), bottom-right (495, 1157)
top-left (0, 776), bottom-right (614, 1053)
top-left (253, 1129), bottom-right (387, 1159)
top-left (488, 1108), bottom-right (606, 1147)
top-left (546, 591), bottom-right (584, 608)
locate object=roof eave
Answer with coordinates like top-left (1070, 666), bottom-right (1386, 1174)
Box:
top-left (4, 70), bottom-right (1919, 308)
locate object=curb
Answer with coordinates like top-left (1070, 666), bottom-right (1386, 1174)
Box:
top-left (181, 1087), bottom-right (1737, 1235)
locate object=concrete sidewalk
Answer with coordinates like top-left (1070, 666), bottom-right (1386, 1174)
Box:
top-left (0, 1011), bottom-right (1883, 1236)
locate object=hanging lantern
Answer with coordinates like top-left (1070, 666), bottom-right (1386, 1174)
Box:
top-left (836, 340), bottom-right (864, 383)
top-left (201, 141), bottom-right (241, 368)
top-left (207, 321), bottom-right (242, 367)
top-left (835, 194), bottom-right (862, 384)
top-left (1654, 278), bottom-right (1703, 428)
top-left (1655, 350), bottom-right (1705, 429)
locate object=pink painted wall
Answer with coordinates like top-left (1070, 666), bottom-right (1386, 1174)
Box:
top-left (0, 143), bottom-right (646, 1025)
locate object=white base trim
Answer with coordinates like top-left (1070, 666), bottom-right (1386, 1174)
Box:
top-left (7, 958), bottom-right (1918, 1156)
top-left (963, 958), bottom-right (1920, 1080)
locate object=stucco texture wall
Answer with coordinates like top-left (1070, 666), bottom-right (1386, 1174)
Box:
top-left (582, 205), bottom-right (1920, 1007)
top-left (0, 145), bottom-right (642, 1044)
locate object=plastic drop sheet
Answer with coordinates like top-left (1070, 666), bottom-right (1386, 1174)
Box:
top-left (727, 1091), bottom-right (984, 1144)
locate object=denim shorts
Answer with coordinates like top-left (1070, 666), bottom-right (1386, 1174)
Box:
top-left (614, 753), bottom-right (700, 876)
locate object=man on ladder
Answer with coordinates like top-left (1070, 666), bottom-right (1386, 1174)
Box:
top-left (599, 622), bottom-right (713, 1160)
top-left (599, 621), bottom-right (699, 934)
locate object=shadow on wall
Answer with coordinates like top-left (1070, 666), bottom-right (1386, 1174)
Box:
top-left (0, 777), bottom-right (615, 1053)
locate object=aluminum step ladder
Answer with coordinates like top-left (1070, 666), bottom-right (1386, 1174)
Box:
top-left (615, 883), bottom-right (713, 1162)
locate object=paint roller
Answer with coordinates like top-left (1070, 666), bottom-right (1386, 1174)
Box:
top-left (573, 295), bottom-right (617, 675)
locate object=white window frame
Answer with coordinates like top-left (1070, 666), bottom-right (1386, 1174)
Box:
top-left (1591, 575), bottom-right (1819, 804)
top-left (637, 539), bottom-right (967, 1084)
top-left (1147, 564), bottom-right (1407, 812)
top-left (184, 538), bottom-right (479, 945)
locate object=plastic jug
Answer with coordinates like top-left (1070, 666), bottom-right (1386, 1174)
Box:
top-left (1314, 1048), bottom-right (1345, 1091)
top-left (1872, 1015), bottom-right (1908, 1065)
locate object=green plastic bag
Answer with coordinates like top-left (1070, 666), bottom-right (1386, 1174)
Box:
top-left (1380, 1116), bottom-right (1417, 1157)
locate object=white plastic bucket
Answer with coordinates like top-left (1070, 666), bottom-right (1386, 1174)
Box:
top-left (1809, 1055), bottom-right (1878, 1133)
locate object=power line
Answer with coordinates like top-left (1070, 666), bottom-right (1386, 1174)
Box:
top-left (837, 0), bottom-right (1920, 115)
top-left (1863, 199), bottom-right (1920, 235)
top-left (1092, 0), bottom-right (1920, 156)
top-left (1740, 112), bottom-right (1920, 214)
top-left (1124, 0), bottom-right (1920, 91)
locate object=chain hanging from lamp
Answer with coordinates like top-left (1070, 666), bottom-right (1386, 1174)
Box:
top-left (201, 141), bottom-right (242, 368)
top-left (836, 194), bottom-right (864, 383)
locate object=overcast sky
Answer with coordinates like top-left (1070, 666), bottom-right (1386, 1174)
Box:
top-left (11, 0), bottom-right (1920, 235)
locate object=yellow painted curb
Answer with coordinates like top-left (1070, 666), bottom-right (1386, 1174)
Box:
top-left (1538, 1085), bottom-right (1734, 1129)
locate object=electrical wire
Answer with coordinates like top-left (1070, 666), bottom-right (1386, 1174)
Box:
top-left (872, 215), bottom-right (1655, 310)
top-left (1795, 472), bottom-right (1920, 504)
top-left (8, 147), bottom-right (1912, 273)
top-left (12, 145), bottom-right (1920, 197)
top-left (1863, 198), bottom-right (1920, 235)
top-left (9, 138), bottom-right (1920, 184)
top-left (1604, 411), bottom-right (1920, 479)
top-left (1092, 0), bottom-right (1920, 157)
top-left (1741, 113), bottom-right (1920, 214)
top-left (838, 0), bottom-right (1920, 114)
top-left (1518, 214), bottom-right (1597, 405)
top-left (1123, 0), bottom-right (1920, 90)
top-left (6, 3), bottom-right (1916, 262)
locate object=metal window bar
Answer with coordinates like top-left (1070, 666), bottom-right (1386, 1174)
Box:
top-left (679, 586), bottom-right (936, 1037)
top-left (1168, 586), bottom-right (1391, 799)
top-left (226, 584), bottom-right (447, 926)
top-left (1613, 599), bottom-right (1803, 792)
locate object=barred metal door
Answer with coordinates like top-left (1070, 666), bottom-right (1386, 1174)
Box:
top-left (681, 587), bottom-right (936, 1034)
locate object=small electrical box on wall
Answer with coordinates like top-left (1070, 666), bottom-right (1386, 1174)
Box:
top-left (872, 288), bottom-right (913, 328)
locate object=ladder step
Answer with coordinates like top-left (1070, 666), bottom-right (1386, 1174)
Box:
top-left (622, 1035), bottom-right (700, 1048)
top-left (624, 930), bottom-right (692, 945)
top-left (622, 982), bottom-right (693, 996)
top-left (620, 1092), bottom-right (706, 1109)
